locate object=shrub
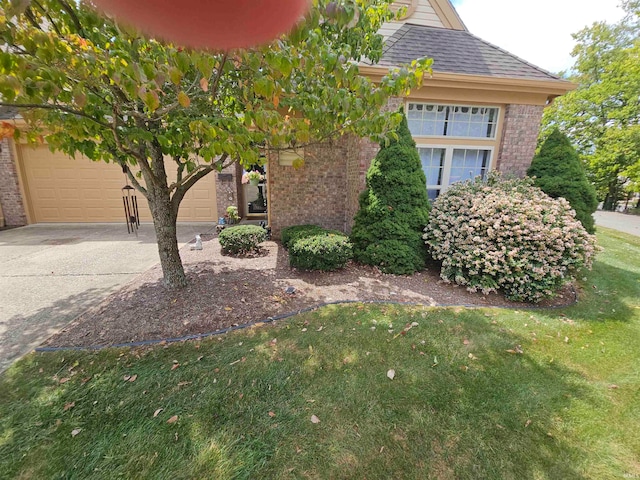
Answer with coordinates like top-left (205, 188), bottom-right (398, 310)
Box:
top-left (528, 129), bottom-right (598, 233)
top-left (358, 239), bottom-right (425, 276)
top-left (289, 234), bottom-right (353, 271)
top-left (281, 225), bottom-right (331, 249)
top-left (350, 111), bottom-right (431, 274)
top-left (219, 225), bottom-right (267, 255)
top-left (423, 173), bottom-right (598, 302)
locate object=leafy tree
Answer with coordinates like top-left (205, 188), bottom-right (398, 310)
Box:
top-left (0, 0), bottom-right (430, 287)
top-left (541, 1), bottom-right (640, 210)
top-left (350, 112), bottom-right (430, 275)
top-left (528, 129), bottom-right (598, 233)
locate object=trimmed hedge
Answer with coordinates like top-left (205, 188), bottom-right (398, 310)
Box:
top-left (219, 225), bottom-right (267, 255)
top-left (289, 234), bottom-right (353, 271)
top-left (281, 225), bottom-right (328, 249)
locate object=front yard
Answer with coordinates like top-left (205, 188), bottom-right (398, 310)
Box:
top-left (1, 227), bottom-right (638, 479)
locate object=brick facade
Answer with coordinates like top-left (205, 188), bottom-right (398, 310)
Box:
top-left (496, 104), bottom-right (544, 178)
top-left (0, 139), bottom-right (28, 226)
top-left (268, 139), bottom-right (351, 238)
top-left (215, 163), bottom-right (239, 221)
top-left (267, 97), bottom-right (406, 238)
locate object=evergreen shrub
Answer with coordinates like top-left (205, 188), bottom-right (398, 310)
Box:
top-left (350, 112), bottom-right (430, 274)
top-left (219, 225), bottom-right (267, 255)
top-left (289, 234), bottom-right (353, 271)
top-left (528, 129), bottom-right (598, 233)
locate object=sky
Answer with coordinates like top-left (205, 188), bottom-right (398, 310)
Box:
top-left (450, 0), bottom-right (626, 74)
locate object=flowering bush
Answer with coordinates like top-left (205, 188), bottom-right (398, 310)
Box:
top-left (241, 170), bottom-right (264, 184)
top-left (423, 173), bottom-right (598, 302)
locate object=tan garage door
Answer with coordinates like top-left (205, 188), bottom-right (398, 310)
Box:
top-left (18, 145), bottom-right (217, 223)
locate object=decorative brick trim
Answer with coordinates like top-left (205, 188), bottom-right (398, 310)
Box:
top-left (0, 139), bottom-right (28, 226)
top-left (496, 104), bottom-right (544, 178)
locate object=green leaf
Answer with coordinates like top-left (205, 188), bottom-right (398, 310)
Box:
top-left (169, 67), bottom-right (183, 85)
top-left (177, 91), bottom-right (190, 108)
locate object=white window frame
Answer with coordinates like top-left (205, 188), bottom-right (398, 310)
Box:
top-left (417, 144), bottom-right (495, 197)
top-left (407, 102), bottom-right (501, 140)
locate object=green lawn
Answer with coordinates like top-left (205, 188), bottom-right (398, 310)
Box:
top-left (1, 228), bottom-right (638, 479)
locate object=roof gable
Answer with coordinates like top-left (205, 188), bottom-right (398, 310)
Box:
top-left (380, 0), bottom-right (466, 38)
top-left (378, 23), bottom-right (562, 82)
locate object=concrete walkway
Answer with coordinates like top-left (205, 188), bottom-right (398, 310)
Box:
top-left (0, 223), bottom-right (212, 372)
top-left (594, 211), bottom-right (640, 237)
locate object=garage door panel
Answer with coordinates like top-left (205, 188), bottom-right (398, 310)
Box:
top-left (20, 145), bottom-right (217, 223)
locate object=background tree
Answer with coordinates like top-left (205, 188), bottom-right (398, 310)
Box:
top-left (0, 0), bottom-right (431, 287)
top-left (528, 129), bottom-right (598, 233)
top-left (350, 113), bottom-right (430, 275)
top-left (541, 0), bottom-right (640, 210)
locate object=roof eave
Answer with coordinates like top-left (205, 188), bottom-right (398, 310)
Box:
top-left (359, 65), bottom-right (577, 98)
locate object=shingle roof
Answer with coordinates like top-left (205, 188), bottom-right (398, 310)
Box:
top-left (377, 24), bottom-right (561, 81)
top-left (0, 106), bottom-right (19, 120)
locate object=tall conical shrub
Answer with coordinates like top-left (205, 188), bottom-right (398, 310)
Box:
top-left (528, 129), bottom-right (598, 233)
top-left (350, 112), bottom-right (431, 274)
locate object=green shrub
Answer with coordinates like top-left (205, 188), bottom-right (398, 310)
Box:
top-left (281, 225), bottom-right (329, 249)
top-left (289, 234), bottom-right (353, 271)
top-left (424, 173), bottom-right (598, 303)
top-left (359, 239), bottom-right (425, 276)
top-left (528, 129), bottom-right (598, 233)
top-left (219, 225), bottom-right (267, 255)
top-left (350, 111), bottom-right (430, 274)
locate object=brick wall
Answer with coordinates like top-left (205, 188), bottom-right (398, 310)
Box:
top-left (268, 139), bottom-right (352, 238)
top-left (215, 163), bottom-right (238, 221)
top-left (267, 96), bottom-right (404, 238)
top-left (496, 104), bottom-right (544, 177)
top-left (0, 139), bottom-right (28, 226)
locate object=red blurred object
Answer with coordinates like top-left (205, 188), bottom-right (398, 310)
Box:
top-left (94, 0), bottom-right (309, 50)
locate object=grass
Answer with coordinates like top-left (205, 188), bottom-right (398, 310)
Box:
top-left (1, 227), bottom-right (639, 479)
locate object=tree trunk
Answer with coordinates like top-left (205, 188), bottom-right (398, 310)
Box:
top-left (148, 189), bottom-right (187, 288)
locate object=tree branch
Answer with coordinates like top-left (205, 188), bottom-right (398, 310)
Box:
top-left (0, 102), bottom-right (111, 129)
top-left (171, 157), bottom-right (227, 210)
top-left (32, 0), bottom-right (62, 37)
top-left (115, 160), bottom-right (148, 197)
top-left (57, 0), bottom-right (86, 37)
top-left (23, 7), bottom-right (43, 31)
top-left (210, 53), bottom-right (228, 98)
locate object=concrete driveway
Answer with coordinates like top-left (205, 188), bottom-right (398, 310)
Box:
top-left (594, 211), bottom-right (640, 237)
top-left (0, 223), bottom-right (211, 372)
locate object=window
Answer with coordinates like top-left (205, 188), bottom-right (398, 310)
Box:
top-left (408, 103), bottom-right (498, 139)
top-left (419, 147), bottom-right (491, 200)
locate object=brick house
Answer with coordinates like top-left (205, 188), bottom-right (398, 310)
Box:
top-left (0, 0), bottom-right (574, 235)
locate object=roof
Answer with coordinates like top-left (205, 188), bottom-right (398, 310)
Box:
top-left (0, 106), bottom-right (19, 120)
top-left (377, 23), bottom-right (562, 82)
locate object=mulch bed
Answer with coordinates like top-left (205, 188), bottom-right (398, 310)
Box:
top-left (44, 234), bottom-right (576, 348)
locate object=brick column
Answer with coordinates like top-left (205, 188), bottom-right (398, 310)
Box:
top-left (215, 164), bottom-right (238, 221)
top-left (496, 104), bottom-right (545, 178)
top-left (0, 139), bottom-right (28, 226)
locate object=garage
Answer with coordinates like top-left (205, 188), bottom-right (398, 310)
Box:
top-left (17, 144), bottom-right (217, 223)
